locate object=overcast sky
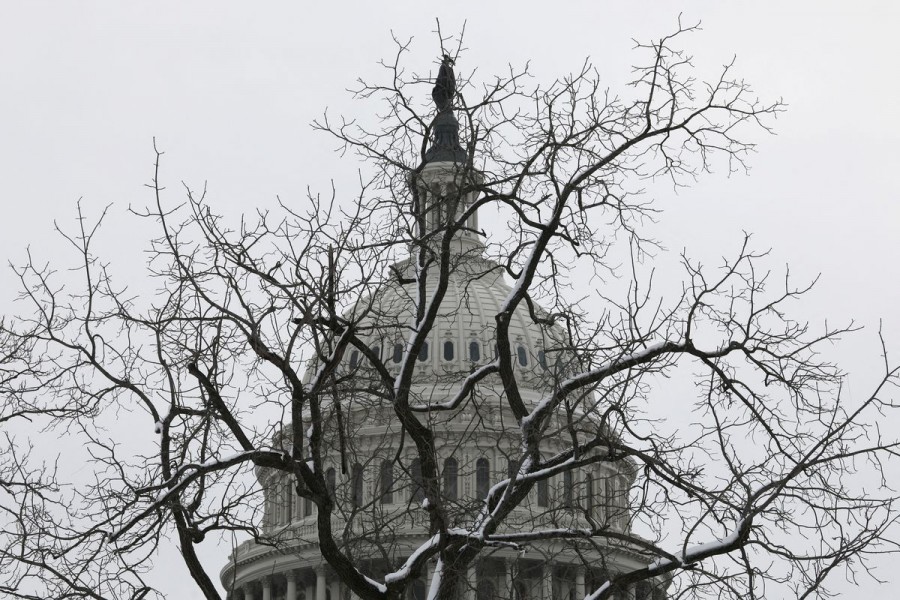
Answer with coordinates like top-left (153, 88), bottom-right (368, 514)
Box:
top-left (2, 2), bottom-right (899, 598)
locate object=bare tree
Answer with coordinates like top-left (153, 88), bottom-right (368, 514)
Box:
top-left (2, 23), bottom-right (898, 600)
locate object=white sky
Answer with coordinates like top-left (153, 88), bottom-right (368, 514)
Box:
top-left (2, 1), bottom-right (899, 598)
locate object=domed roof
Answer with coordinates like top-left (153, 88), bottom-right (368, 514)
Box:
top-left (342, 254), bottom-right (568, 396)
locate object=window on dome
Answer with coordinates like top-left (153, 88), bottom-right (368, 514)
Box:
top-left (284, 479), bottom-right (293, 522)
top-left (351, 463), bottom-right (364, 508)
top-left (469, 340), bottom-right (480, 362)
top-left (517, 345), bottom-right (528, 367)
top-left (476, 457), bottom-right (490, 498)
top-left (604, 478), bottom-right (615, 523)
top-left (537, 476), bottom-right (549, 507)
top-left (274, 480), bottom-right (283, 524)
top-left (418, 341), bottom-right (429, 362)
top-left (585, 472), bottom-right (594, 516)
top-left (443, 457), bottom-right (458, 501)
top-left (443, 340), bottom-right (454, 361)
top-left (538, 350), bottom-right (547, 370)
top-left (349, 350), bottom-right (359, 369)
top-left (370, 343), bottom-right (381, 362)
top-left (411, 459), bottom-right (424, 503)
top-left (271, 481), bottom-right (281, 524)
top-left (393, 343), bottom-right (403, 364)
top-left (609, 478), bottom-right (628, 529)
top-left (380, 460), bottom-right (394, 504)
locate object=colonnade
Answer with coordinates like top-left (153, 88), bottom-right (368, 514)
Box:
top-left (231, 561), bottom-right (656, 600)
top-left (235, 566), bottom-right (324, 600)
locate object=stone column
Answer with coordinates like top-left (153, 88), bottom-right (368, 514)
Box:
top-left (575, 569), bottom-right (585, 600)
top-left (316, 566), bottom-right (327, 600)
top-left (286, 570), bottom-right (299, 600)
top-left (261, 576), bottom-right (273, 600)
top-left (244, 583), bottom-right (257, 600)
top-left (504, 560), bottom-right (514, 600)
top-left (541, 565), bottom-right (553, 600)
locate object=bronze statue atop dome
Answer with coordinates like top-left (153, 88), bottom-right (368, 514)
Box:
top-left (431, 54), bottom-right (456, 112)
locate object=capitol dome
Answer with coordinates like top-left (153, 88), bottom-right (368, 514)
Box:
top-left (220, 57), bottom-right (666, 600)
top-left (343, 255), bottom-right (565, 394)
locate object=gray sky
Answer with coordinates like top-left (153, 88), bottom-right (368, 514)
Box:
top-left (2, 1), bottom-right (899, 598)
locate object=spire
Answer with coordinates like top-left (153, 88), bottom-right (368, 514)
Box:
top-left (424, 55), bottom-right (467, 164)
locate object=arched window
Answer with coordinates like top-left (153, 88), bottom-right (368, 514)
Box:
top-left (370, 343), bottom-right (381, 361)
top-left (477, 580), bottom-right (496, 600)
top-left (563, 471), bottom-right (574, 508)
top-left (476, 458), bottom-right (490, 498)
top-left (469, 340), bottom-right (480, 362)
top-left (411, 459), bottom-right (424, 503)
top-left (537, 350), bottom-right (547, 370)
top-left (443, 340), bottom-right (454, 361)
top-left (349, 350), bottom-right (359, 369)
top-left (326, 467), bottom-right (336, 500)
top-left (418, 341), bottom-right (429, 362)
top-left (517, 345), bottom-right (528, 367)
top-left (537, 477), bottom-right (549, 507)
top-left (443, 457), bottom-right (458, 501)
top-left (351, 463), bottom-right (364, 508)
top-left (393, 343), bottom-right (403, 364)
top-left (380, 460), bottom-right (394, 504)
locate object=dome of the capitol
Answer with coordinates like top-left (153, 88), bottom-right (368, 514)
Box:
top-left (220, 56), bottom-right (667, 600)
top-left (340, 256), bottom-right (566, 396)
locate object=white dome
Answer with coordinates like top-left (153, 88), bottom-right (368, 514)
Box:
top-left (221, 55), bottom-right (665, 595)
top-left (341, 254), bottom-right (567, 397)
